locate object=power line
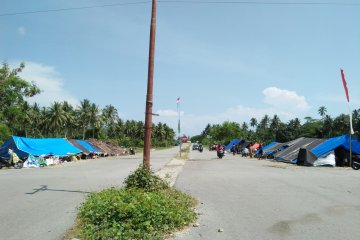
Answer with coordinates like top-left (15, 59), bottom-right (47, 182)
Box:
top-left (1, 1), bottom-right (359, 17)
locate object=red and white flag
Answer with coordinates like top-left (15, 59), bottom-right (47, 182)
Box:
top-left (176, 97), bottom-right (180, 104)
top-left (340, 69), bottom-right (354, 134)
top-left (341, 69), bottom-right (350, 102)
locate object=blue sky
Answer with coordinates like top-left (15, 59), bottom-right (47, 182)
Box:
top-left (1, 0), bottom-right (359, 136)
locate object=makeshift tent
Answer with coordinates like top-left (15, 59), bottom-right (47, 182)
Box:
top-left (239, 141), bottom-right (251, 149)
top-left (255, 142), bottom-right (278, 155)
top-left (311, 134), bottom-right (360, 157)
top-left (68, 139), bottom-right (90, 154)
top-left (274, 138), bottom-right (325, 163)
top-left (297, 148), bottom-right (336, 167)
top-left (0, 136), bottom-right (82, 160)
top-left (225, 139), bottom-right (243, 151)
top-left (263, 138), bottom-right (305, 158)
top-left (77, 140), bottom-right (103, 154)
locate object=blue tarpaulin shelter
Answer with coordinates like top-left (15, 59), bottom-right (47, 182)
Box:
top-left (0, 136), bottom-right (82, 159)
top-left (225, 139), bottom-right (243, 151)
top-left (255, 141), bottom-right (278, 154)
top-left (311, 134), bottom-right (360, 157)
top-left (77, 140), bottom-right (103, 154)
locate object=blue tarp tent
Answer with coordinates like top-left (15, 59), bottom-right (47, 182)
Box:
top-left (311, 134), bottom-right (360, 157)
top-left (0, 136), bottom-right (82, 159)
top-left (255, 141), bottom-right (278, 154)
top-left (225, 139), bottom-right (243, 151)
top-left (77, 140), bottom-right (103, 154)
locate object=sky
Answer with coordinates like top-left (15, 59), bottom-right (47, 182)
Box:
top-left (1, 0), bottom-right (359, 136)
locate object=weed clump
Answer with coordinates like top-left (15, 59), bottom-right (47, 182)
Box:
top-left (124, 165), bottom-right (169, 192)
top-left (71, 165), bottom-right (197, 240)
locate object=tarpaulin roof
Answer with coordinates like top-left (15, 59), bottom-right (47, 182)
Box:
top-left (255, 141), bottom-right (278, 154)
top-left (77, 140), bottom-right (103, 154)
top-left (225, 139), bottom-right (243, 151)
top-left (68, 139), bottom-right (90, 154)
top-left (274, 138), bottom-right (325, 163)
top-left (311, 134), bottom-right (360, 157)
top-left (0, 136), bottom-right (82, 159)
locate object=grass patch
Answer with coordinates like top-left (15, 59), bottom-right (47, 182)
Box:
top-left (68, 165), bottom-right (197, 240)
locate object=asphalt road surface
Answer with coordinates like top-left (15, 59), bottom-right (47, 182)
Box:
top-left (173, 148), bottom-right (360, 240)
top-left (0, 147), bottom-right (179, 240)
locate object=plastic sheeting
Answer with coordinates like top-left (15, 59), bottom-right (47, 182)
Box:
top-left (274, 138), bottom-right (325, 163)
top-left (313, 153), bottom-right (336, 167)
top-left (311, 134), bottom-right (360, 157)
top-left (225, 139), bottom-right (243, 151)
top-left (0, 136), bottom-right (82, 159)
top-left (255, 142), bottom-right (278, 154)
top-left (77, 140), bottom-right (103, 154)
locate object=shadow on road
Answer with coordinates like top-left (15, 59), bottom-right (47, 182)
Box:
top-left (26, 185), bottom-right (91, 195)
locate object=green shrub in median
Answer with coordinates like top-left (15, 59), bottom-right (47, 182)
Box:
top-left (72, 165), bottom-right (197, 240)
top-left (124, 165), bottom-right (169, 192)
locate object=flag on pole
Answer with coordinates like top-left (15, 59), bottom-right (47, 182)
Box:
top-left (340, 69), bottom-right (354, 134)
top-left (341, 69), bottom-right (350, 102)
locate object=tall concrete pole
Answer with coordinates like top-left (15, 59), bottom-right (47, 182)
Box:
top-left (143, 0), bottom-right (157, 169)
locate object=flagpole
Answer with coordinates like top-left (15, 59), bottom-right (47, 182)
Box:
top-left (349, 104), bottom-right (353, 168)
top-left (177, 98), bottom-right (181, 157)
top-left (341, 68), bottom-right (353, 168)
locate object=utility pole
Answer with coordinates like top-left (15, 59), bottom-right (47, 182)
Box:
top-left (143, 0), bottom-right (157, 169)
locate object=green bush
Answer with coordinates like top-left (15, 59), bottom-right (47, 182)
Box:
top-left (124, 165), bottom-right (169, 192)
top-left (76, 188), bottom-right (197, 240)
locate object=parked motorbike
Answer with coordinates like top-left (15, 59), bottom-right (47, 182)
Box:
top-left (351, 158), bottom-right (360, 170)
top-left (198, 145), bottom-right (203, 153)
top-left (0, 158), bottom-right (23, 169)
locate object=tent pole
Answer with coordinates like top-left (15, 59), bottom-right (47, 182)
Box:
top-left (350, 133), bottom-right (352, 168)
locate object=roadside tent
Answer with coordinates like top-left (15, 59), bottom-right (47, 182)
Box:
top-left (239, 141), bottom-right (251, 149)
top-left (263, 138), bottom-right (305, 158)
top-left (225, 139), bottom-right (243, 151)
top-left (255, 141), bottom-right (278, 155)
top-left (311, 134), bottom-right (360, 157)
top-left (77, 140), bottom-right (103, 154)
top-left (274, 138), bottom-right (325, 163)
top-left (68, 139), bottom-right (90, 154)
top-left (0, 136), bottom-right (82, 160)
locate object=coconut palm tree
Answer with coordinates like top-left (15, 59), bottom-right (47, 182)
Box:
top-left (318, 106), bottom-right (327, 119)
top-left (250, 118), bottom-right (257, 131)
top-left (47, 102), bottom-right (67, 137)
top-left (77, 99), bottom-right (91, 139)
top-left (89, 103), bottom-right (101, 138)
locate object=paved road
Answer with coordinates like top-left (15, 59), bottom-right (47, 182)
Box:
top-left (0, 147), bottom-right (178, 240)
top-left (173, 148), bottom-right (360, 240)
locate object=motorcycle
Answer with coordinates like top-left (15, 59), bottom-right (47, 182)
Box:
top-left (129, 148), bottom-right (136, 155)
top-left (351, 157), bottom-right (360, 170)
top-left (198, 145), bottom-right (203, 153)
top-left (0, 157), bottom-right (23, 169)
top-left (217, 149), bottom-right (224, 159)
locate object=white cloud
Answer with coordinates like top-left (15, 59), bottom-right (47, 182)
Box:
top-left (16, 61), bottom-right (79, 106)
top-left (153, 87), bottom-right (311, 136)
top-left (262, 87), bottom-right (310, 111)
top-left (17, 27), bottom-right (26, 36)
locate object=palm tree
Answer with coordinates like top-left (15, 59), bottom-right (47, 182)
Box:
top-left (62, 101), bottom-right (75, 138)
top-left (102, 104), bottom-right (119, 138)
top-left (318, 106), bottom-right (327, 119)
top-left (270, 115), bottom-right (281, 141)
top-left (89, 103), bottom-right (101, 138)
top-left (77, 99), bottom-right (91, 139)
top-left (250, 118), bottom-right (257, 131)
top-left (47, 102), bottom-right (67, 137)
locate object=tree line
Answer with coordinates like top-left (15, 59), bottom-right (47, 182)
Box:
top-left (0, 63), bottom-right (175, 147)
top-left (192, 106), bottom-right (360, 146)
